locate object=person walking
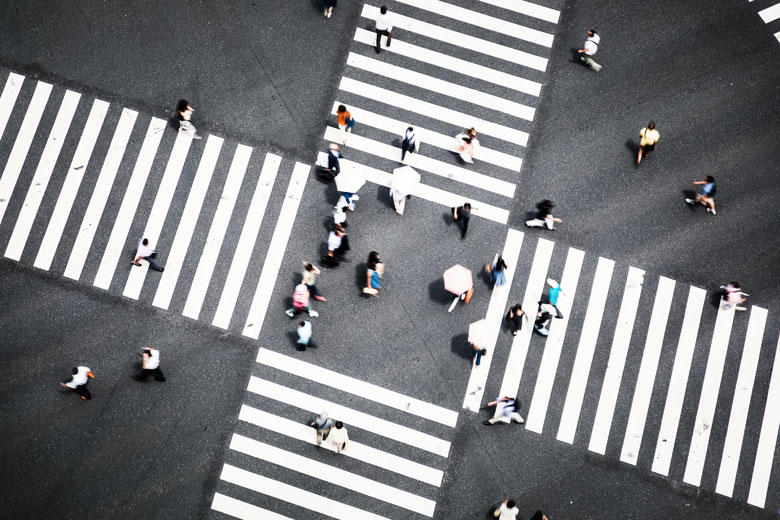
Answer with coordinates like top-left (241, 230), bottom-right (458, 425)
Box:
top-left (374, 5), bottom-right (393, 54)
top-left (332, 204), bottom-right (350, 228)
top-left (400, 126), bottom-right (420, 162)
top-left (534, 302), bottom-right (562, 336)
top-left (544, 278), bottom-right (564, 307)
top-left (525, 200), bottom-right (562, 231)
top-left (302, 262), bottom-right (327, 301)
top-left (483, 396), bottom-right (524, 425)
top-left (364, 251), bottom-right (384, 296)
top-left (636, 121), bottom-right (660, 166)
top-left (136, 348), bottom-right (166, 382)
top-left (471, 342), bottom-right (487, 367)
top-left (286, 283), bottom-right (320, 318)
top-left (131, 237), bottom-right (165, 271)
top-left (685, 175), bottom-right (716, 215)
top-left (720, 281), bottom-right (748, 311)
top-left (176, 99), bottom-right (202, 139)
top-left (296, 320), bottom-right (313, 351)
top-left (324, 225), bottom-right (349, 264)
top-left (327, 143), bottom-right (342, 175)
top-left (452, 202), bottom-right (472, 239)
top-left (577, 29), bottom-right (601, 72)
top-left (488, 255), bottom-right (507, 289)
top-left (336, 105), bottom-right (355, 145)
top-left (505, 304), bottom-right (525, 336)
top-left (60, 366), bottom-right (95, 400)
top-left (322, 0), bottom-right (336, 18)
top-left (310, 412), bottom-right (334, 446)
top-left (492, 499), bottom-right (520, 519)
top-left (454, 132), bottom-right (476, 163)
top-left (328, 421), bottom-right (349, 454)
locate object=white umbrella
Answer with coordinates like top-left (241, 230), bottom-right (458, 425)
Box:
top-left (391, 165), bottom-right (421, 194)
top-left (335, 166), bottom-right (365, 194)
top-left (468, 319), bottom-right (490, 349)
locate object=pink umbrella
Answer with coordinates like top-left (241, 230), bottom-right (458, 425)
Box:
top-left (443, 264), bottom-right (473, 312)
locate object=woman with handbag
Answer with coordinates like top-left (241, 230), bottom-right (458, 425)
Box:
top-left (337, 104), bottom-right (355, 145)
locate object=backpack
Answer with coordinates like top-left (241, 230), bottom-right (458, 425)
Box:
top-left (293, 289), bottom-right (309, 309)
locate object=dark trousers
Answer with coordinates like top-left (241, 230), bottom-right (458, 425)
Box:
top-left (460, 216), bottom-right (469, 238)
top-left (142, 255), bottom-right (164, 271)
top-left (507, 313), bottom-right (522, 333)
top-left (401, 138), bottom-right (415, 160)
top-left (74, 384), bottom-right (92, 400)
top-left (375, 29), bottom-right (391, 51)
top-left (138, 367), bottom-right (166, 382)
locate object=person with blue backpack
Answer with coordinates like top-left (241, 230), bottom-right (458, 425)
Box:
top-left (363, 251), bottom-right (384, 296)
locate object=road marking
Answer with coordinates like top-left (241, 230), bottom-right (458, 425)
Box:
top-left (393, 0), bottom-right (554, 47)
top-left (34, 99), bottom-right (109, 271)
top-left (0, 73), bottom-right (25, 142)
top-left (212, 153), bottom-right (281, 329)
top-left (181, 145), bottom-right (252, 320)
top-left (716, 306), bottom-right (767, 497)
top-left (361, 5), bottom-right (547, 71)
top-left (229, 434), bottom-right (436, 516)
top-left (683, 305), bottom-right (736, 486)
top-left (495, 237), bottom-right (555, 406)
top-left (339, 76), bottom-right (529, 147)
top-left (758, 3), bottom-right (780, 23)
top-left (0, 81), bottom-right (52, 227)
top-left (588, 266), bottom-right (645, 455)
top-left (651, 286), bottom-right (706, 476)
top-left (775, 30), bottom-right (780, 44)
top-left (525, 247), bottom-right (584, 433)
top-left (211, 492), bottom-right (293, 520)
top-left (151, 135), bottom-right (223, 309)
top-left (247, 376), bottom-right (451, 457)
top-left (242, 162), bottom-right (309, 339)
top-left (747, 331), bottom-right (780, 507)
top-left (5, 90), bottom-right (80, 261)
top-left (353, 28), bottom-right (541, 99)
top-left (257, 347), bottom-right (458, 427)
top-left (323, 126), bottom-right (516, 198)
top-left (92, 117), bottom-right (165, 289)
top-left (620, 276), bottom-right (676, 465)
top-left (219, 464), bottom-right (391, 520)
top-left (316, 152), bottom-right (509, 225)
top-left (238, 405), bottom-right (444, 486)
top-left (476, 0), bottom-right (560, 24)
top-left (332, 102), bottom-right (522, 172)
top-left (122, 131), bottom-right (192, 299)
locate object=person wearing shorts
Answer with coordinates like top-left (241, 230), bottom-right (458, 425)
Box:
top-left (686, 175), bottom-right (716, 215)
top-left (637, 121), bottom-right (660, 165)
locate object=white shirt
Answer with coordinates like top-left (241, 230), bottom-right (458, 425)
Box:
top-left (298, 321), bottom-right (312, 342)
top-left (333, 207), bottom-right (347, 225)
top-left (136, 239), bottom-right (154, 258)
top-left (583, 33), bottom-right (600, 55)
top-left (498, 503), bottom-right (520, 519)
top-left (328, 426), bottom-right (349, 450)
top-left (144, 349), bottom-right (160, 370)
top-left (403, 128), bottom-right (418, 147)
top-left (66, 366), bottom-right (91, 388)
top-left (375, 12), bottom-right (392, 32)
top-left (327, 232), bottom-right (342, 251)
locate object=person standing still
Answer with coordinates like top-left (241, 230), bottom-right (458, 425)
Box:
top-left (328, 421), bottom-right (349, 454)
top-left (400, 126), bottom-right (420, 162)
top-left (577, 29), bottom-right (601, 72)
top-left (137, 348), bottom-right (166, 382)
top-left (375, 6), bottom-right (392, 54)
top-left (311, 412), bottom-right (334, 445)
top-left (492, 499), bottom-right (520, 519)
top-left (60, 366), bottom-right (95, 400)
top-left (452, 202), bottom-right (472, 239)
top-left (637, 121), bottom-right (660, 166)
top-left (131, 238), bottom-right (165, 271)
top-left (176, 99), bottom-right (202, 139)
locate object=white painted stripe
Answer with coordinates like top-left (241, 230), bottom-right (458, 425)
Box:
top-left (241, 162), bottom-right (309, 339)
top-left (682, 305), bottom-right (736, 486)
top-left (619, 276), bottom-right (676, 465)
top-left (0, 81), bottom-right (52, 227)
top-left (5, 90), bottom-right (81, 261)
top-left (758, 3), bottom-right (780, 23)
top-left (122, 132), bottom-right (192, 299)
top-left (34, 99), bottom-right (109, 271)
top-left (0, 73), bottom-right (25, 142)
top-left (239, 405), bottom-right (444, 486)
top-left (588, 266), bottom-right (645, 455)
top-left (230, 434), bottom-right (436, 516)
top-left (557, 257), bottom-right (615, 444)
top-left (716, 306), bottom-right (768, 497)
top-left (775, 30), bottom-right (780, 44)
top-left (257, 347), bottom-right (458, 427)
top-left (181, 145), bottom-right (252, 320)
top-left (333, 102), bottom-right (522, 172)
top-left (323, 126), bottom-right (515, 198)
top-left (747, 331), bottom-right (780, 507)
top-left (525, 247), bottom-right (585, 433)
top-left (651, 286), bottom-right (706, 476)
top-left (316, 152), bottom-right (509, 225)
top-left (212, 153), bottom-right (281, 329)
top-left (361, 5), bottom-right (547, 71)
top-left (394, 0), bottom-right (554, 47)
top-left (211, 492), bottom-right (293, 520)
top-left (151, 136), bottom-right (223, 309)
top-left (495, 238), bottom-right (555, 404)
top-left (477, 0), bottom-right (560, 24)
top-left (219, 464), bottom-right (391, 520)
top-left (247, 376), bottom-right (451, 457)
top-left (339, 76), bottom-right (529, 147)
top-left (92, 117), bottom-right (166, 289)
top-left (353, 28), bottom-right (541, 99)
top-left (63, 109), bottom-right (138, 280)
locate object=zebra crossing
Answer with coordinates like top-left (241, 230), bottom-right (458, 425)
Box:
top-left (321, 0), bottom-right (562, 225)
top-left (210, 347), bottom-right (458, 519)
top-left (0, 69), bottom-right (308, 338)
top-left (750, 0), bottom-right (780, 43)
top-left (466, 229), bottom-right (780, 512)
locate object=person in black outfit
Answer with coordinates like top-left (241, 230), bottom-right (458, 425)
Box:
top-left (505, 304), bottom-right (524, 336)
top-left (452, 202), bottom-right (471, 239)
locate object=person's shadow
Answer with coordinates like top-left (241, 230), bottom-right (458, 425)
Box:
top-left (569, 47), bottom-right (588, 66)
top-left (450, 333), bottom-right (472, 362)
top-left (427, 278), bottom-right (455, 305)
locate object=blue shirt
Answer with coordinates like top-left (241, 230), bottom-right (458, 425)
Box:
top-left (701, 182), bottom-right (715, 196)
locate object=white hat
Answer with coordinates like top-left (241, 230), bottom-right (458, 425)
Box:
top-left (546, 278), bottom-right (559, 288)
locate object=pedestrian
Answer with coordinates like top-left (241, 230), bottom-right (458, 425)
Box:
top-left (336, 191), bottom-right (359, 211)
top-left (525, 200), bottom-right (562, 231)
top-left (130, 238), bottom-right (164, 271)
top-left (59, 366), bottom-right (95, 400)
top-left (328, 421), bottom-right (349, 454)
top-left (175, 99), bottom-right (202, 139)
top-left (310, 412), bottom-right (334, 445)
top-left (636, 121), bottom-right (660, 166)
top-left (488, 255), bottom-right (507, 289)
top-left (577, 29), bottom-right (601, 72)
top-left (720, 281), bottom-right (748, 311)
top-left (400, 126), bottom-right (420, 162)
top-left (322, 0), bottom-right (336, 18)
top-left (333, 204), bottom-right (350, 228)
top-left (364, 251), bottom-right (384, 296)
top-left (452, 202), bottom-right (472, 239)
top-left (492, 499), bottom-right (520, 519)
top-left (374, 5), bottom-right (393, 54)
top-left (336, 104), bottom-right (355, 145)
top-left (302, 262), bottom-right (327, 301)
top-left (530, 510), bottom-right (549, 520)
top-left (685, 175), bottom-right (716, 215)
top-left (534, 302), bottom-right (562, 336)
top-left (324, 225), bottom-right (349, 265)
top-left (136, 347), bottom-right (166, 382)
top-left (544, 278), bottom-right (564, 307)
top-left (454, 131), bottom-right (475, 163)
top-left (286, 283), bottom-right (320, 318)
top-left (296, 320), bottom-right (313, 351)
top-left (483, 396), bottom-right (524, 425)
top-left (327, 143), bottom-right (342, 175)
top-left (505, 304), bottom-right (525, 336)
top-left (471, 342), bottom-right (487, 367)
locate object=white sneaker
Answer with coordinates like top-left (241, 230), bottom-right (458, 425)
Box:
top-left (309, 310), bottom-right (319, 317)
top-left (352, 194), bottom-right (360, 201)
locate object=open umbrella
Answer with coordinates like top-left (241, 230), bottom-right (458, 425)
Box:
top-left (468, 319), bottom-right (489, 349)
top-left (335, 165), bottom-right (365, 194)
top-left (443, 264), bottom-right (473, 312)
top-left (391, 165), bottom-right (421, 194)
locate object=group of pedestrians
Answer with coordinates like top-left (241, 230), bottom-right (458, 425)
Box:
top-left (310, 412), bottom-right (350, 453)
top-left (490, 500), bottom-right (549, 520)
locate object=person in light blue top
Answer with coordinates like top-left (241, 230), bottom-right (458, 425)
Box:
top-left (490, 256), bottom-right (507, 289)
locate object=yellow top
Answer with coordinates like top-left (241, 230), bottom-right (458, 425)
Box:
top-left (640, 128), bottom-right (660, 146)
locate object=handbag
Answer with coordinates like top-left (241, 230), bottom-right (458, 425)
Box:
top-left (346, 117), bottom-right (356, 129)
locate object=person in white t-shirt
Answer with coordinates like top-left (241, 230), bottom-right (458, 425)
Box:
top-left (577, 29), bottom-right (601, 72)
top-left (328, 421), bottom-right (349, 454)
top-left (137, 348), bottom-right (166, 382)
top-left (60, 366), bottom-right (95, 400)
top-left (131, 238), bottom-right (164, 271)
top-left (492, 498), bottom-right (520, 519)
top-left (374, 5), bottom-right (392, 54)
